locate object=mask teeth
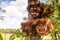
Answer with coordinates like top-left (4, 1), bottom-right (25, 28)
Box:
top-left (44, 25), bottom-right (47, 32)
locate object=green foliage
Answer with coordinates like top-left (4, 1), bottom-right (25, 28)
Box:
top-left (58, 33), bottom-right (60, 40)
top-left (49, 14), bottom-right (60, 29)
top-left (0, 34), bottom-right (3, 40)
top-left (9, 30), bottom-right (28, 40)
top-left (15, 30), bottom-right (22, 38)
top-left (9, 34), bottom-right (15, 40)
top-left (49, 0), bottom-right (60, 30)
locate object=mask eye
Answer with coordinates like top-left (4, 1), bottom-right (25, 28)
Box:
top-left (30, 8), bottom-right (33, 11)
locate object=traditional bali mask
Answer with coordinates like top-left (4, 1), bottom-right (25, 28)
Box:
top-left (21, 18), bottom-right (54, 36)
top-left (27, 1), bottom-right (43, 13)
top-left (33, 18), bottom-right (53, 35)
top-left (42, 5), bottom-right (54, 18)
top-left (21, 20), bottom-right (33, 36)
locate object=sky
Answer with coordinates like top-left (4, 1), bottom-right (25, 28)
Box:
top-left (0, 0), bottom-right (45, 29)
top-left (0, 0), bottom-right (28, 29)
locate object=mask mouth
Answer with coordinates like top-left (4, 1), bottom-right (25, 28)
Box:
top-left (31, 14), bottom-right (40, 19)
top-left (36, 24), bottom-right (48, 34)
top-left (32, 15), bottom-right (37, 18)
top-left (40, 26), bottom-right (48, 33)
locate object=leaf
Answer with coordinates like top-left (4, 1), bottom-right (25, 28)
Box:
top-left (2, 10), bottom-right (6, 13)
top-left (9, 34), bottom-right (15, 40)
top-left (0, 34), bottom-right (3, 40)
top-left (15, 30), bottom-right (23, 38)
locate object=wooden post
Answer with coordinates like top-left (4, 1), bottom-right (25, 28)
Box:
top-left (27, 35), bottom-right (41, 40)
top-left (27, 0), bottom-right (41, 40)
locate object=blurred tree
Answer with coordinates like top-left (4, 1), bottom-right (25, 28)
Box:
top-left (45, 0), bottom-right (60, 40)
top-left (45, 0), bottom-right (60, 29)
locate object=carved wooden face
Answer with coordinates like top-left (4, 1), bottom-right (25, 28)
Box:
top-left (30, 12), bottom-right (40, 19)
top-left (21, 19), bottom-right (53, 35)
top-left (35, 19), bottom-right (50, 35)
top-left (22, 26), bottom-right (32, 36)
top-left (27, 1), bottom-right (42, 19)
top-left (36, 24), bottom-right (49, 35)
top-left (21, 21), bottom-right (33, 36)
top-left (42, 6), bottom-right (54, 18)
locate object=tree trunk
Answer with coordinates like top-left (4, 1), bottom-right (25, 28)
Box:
top-left (28, 35), bottom-right (41, 40)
